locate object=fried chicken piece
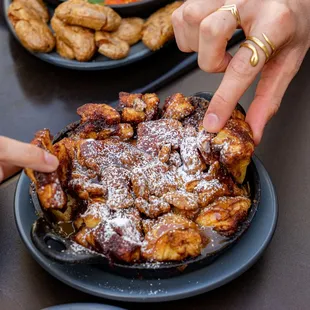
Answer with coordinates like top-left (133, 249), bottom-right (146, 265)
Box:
top-left (55, 0), bottom-right (121, 31)
top-left (51, 16), bottom-right (96, 62)
top-left (24, 129), bottom-right (67, 210)
top-left (8, 2), bottom-right (55, 53)
top-left (180, 136), bottom-right (206, 174)
top-left (14, 0), bottom-right (49, 23)
top-left (196, 196), bottom-right (251, 236)
top-left (135, 196), bottom-right (170, 218)
top-left (212, 119), bottom-right (254, 183)
top-left (118, 92), bottom-right (160, 124)
top-left (142, 1), bottom-right (183, 50)
top-left (77, 103), bottom-right (121, 125)
top-left (112, 17), bottom-right (144, 46)
top-left (162, 93), bottom-right (195, 121)
top-left (142, 213), bottom-right (203, 261)
top-left (95, 31), bottom-right (130, 60)
top-left (137, 119), bottom-right (183, 156)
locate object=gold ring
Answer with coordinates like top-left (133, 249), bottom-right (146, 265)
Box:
top-left (240, 42), bottom-right (259, 67)
top-left (246, 36), bottom-right (270, 62)
top-left (218, 4), bottom-right (241, 27)
top-left (262, 33), bottom-right (276, 55)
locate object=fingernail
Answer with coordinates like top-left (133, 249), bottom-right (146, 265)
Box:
top-left (44, 152), bottom-right (59, 169)
top-left (204, 113), bottom-right (219, 132)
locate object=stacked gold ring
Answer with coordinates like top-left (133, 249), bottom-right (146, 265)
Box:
top-left (240, 33), bottom-right (277, 67)
top-left (217, 4), bottom-right (241, 27)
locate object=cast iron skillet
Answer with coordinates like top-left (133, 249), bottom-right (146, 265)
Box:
top-left (45, 0), bottom-right (174, 17)
top-left (30, 91), bottom-right (261, 279)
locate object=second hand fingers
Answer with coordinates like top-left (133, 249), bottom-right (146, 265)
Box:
top-left (0, 136), bottom-right (59, 172)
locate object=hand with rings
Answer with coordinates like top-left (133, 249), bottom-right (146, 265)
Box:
top-left (172, 0), bottom-right (310, 144)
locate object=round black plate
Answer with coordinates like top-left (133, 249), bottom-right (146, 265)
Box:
top-left (14, 156), bottom-right (278, 302)
top-left (3, 0), bottom-right (157, 70)
top-left (42, 303), bottom-right (126, 310)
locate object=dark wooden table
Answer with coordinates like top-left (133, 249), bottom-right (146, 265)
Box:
top-left (1, 3), bottom-right (310, 310)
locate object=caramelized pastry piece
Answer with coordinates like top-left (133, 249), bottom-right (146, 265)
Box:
top-left (8, 2), bottom-right (55, 53)
top-left (142, 213), bottom-right (203, 261)
top-left (52, 194), bottom-right (80, 222)
top-left (95, 31), bottom-right (130, 60)
top-left (24, 129), bottom-right (66, 210)
top-left (182, 96), bottom-right (210, 130)
top-left (196, 129), bottom-right (217, 165)
top-left (158, 143), bottom-right (171, 163)
top-left (55, 0), bottom-right (121, 31)
top-left (141, 218), bottom-right (156, 234)
top-left (172, 208), bottom-right (200, 221)
top-left (112, 17), bottom-right (144, 45)
top-left (53, 137), bottom-right (76, 188)
top-left (212, 119), bottom-right (254, 183)
top-left (118, 92), bottom-right (160, 124)
top-left (196, 196), bottom-right (251, 236)
top-left (77, 103), bottom-right (121, 125)
top-left (131, 173), bottom-right (149, 200)
top-left (162, 93), bottom-right (195, 120)
top-left (142, 1), bottom-right (183, 50)
top-left (164, 190), bottom-right (199, 211)
top-left (137, 119), bottom-right (183, 156)
top-left (93, 208), bottom-right (142, 262)
top-left (180, 136), bottom-right (206, 174)
top-left (135, 196), bottom-right (170, 218)
top-left (51, 16), bottom-right (96, 62)
top-left (100, 166), bottom-right (134, 210)
top-left (14, 0), bottom-right (50, 23)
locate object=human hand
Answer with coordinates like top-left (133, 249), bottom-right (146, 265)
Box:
top-left (172, 0), bottom-right (310, 144)
top-left (0, 136), bottom-right (59, 183)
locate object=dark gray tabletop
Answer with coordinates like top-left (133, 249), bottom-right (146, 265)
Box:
top-left (1, 2), bottom-right (310, 309)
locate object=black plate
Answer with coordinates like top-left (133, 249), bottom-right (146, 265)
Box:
top-left (42, 303), bottom-right (126, 310)
top-left (28, 91), bottom-right (261, 279)
top-left (3, 0), bottom-right (158, 70)
top-left (14, 155), bottom-right (278, 301)
top-left (45, 0), bottom-right (174, 18)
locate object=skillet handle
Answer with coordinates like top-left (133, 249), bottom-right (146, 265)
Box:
top-left (31, 217), bottom-right (103, 264)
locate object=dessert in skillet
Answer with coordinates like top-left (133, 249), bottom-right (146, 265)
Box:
top-left (25, 92), bottom-right (255, 263)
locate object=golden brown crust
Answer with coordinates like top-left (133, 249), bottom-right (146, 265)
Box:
top-left (13, 0), bottom-right (50, 23)
top-left (196, 196), bottom-right (251, 236)
top-left (142, 213), bottom-right (203, 261)
top-left (55, 0), bottom-right (121, 31)
top-left (95, 31), bottom-right (130, 60)
top-left (162, 93), bottom-right (195, 120)
top-left (24, 129), bottom-right (67, 210)
top-left (51, 16), bottom-right (96, 62)
top-left (8, 2), bottom-right (55, 53)
top-left (142, 1), bottom-right (183, 51)
top-left (112, 17), bottom-right (144, 46)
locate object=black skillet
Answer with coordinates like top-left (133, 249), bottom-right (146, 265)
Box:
top-left (30, 91), bottom-right (261, 279)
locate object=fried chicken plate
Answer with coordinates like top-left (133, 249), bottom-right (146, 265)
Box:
top-left (26, 92), bottom-right (255, 264)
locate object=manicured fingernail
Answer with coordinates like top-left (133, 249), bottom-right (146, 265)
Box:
top-left (204, 113), bottom-right (219, 132)
top-left (44, 152), bottom-right (59, 168)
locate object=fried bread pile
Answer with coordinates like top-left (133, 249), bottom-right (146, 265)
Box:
top-left (25, 92), bottom-right (255, 263)
top-left (7, 0), bottom-right (182, 61)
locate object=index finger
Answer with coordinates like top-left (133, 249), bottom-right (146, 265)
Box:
top-left (203, 43), bottom-right (265, 132)
top-left (0, 136), bottom-right (59, 172)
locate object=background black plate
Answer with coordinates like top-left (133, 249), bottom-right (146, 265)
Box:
top-left (3, 0), bottom-right (156, 70)
top-left (14, 156), bottom-right (278, 302)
